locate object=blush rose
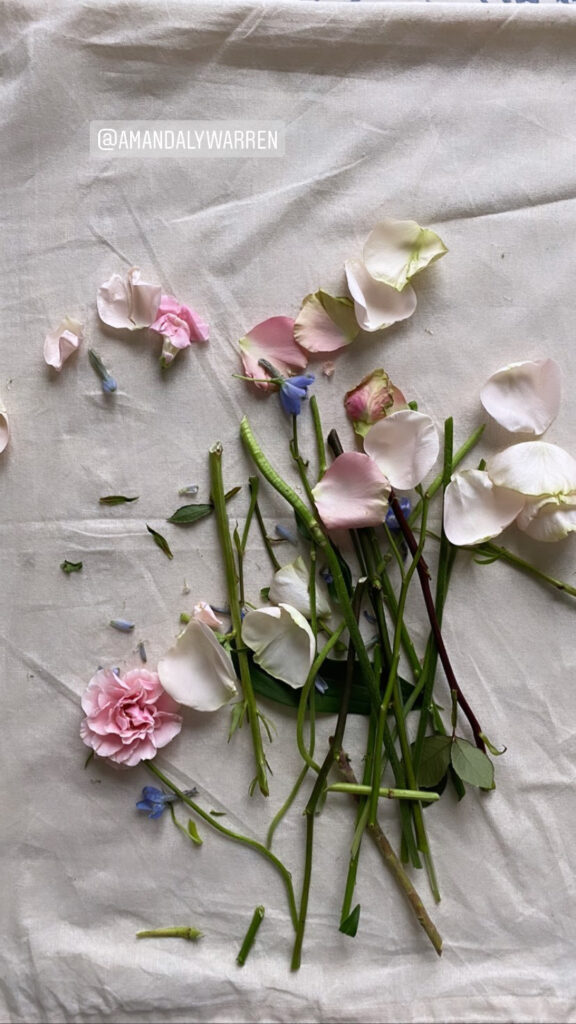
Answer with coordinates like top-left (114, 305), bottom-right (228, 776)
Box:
top-left (80, 667), bottom-right (183, 767)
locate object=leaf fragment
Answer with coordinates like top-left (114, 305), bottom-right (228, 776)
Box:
top-left (339, 904), bottom-right (361, 937)
top-left (146, 524), bottom-right (174, 560)
top-left (60, 559), bottom-right (83, 574)
top-left (167, 504), bottom-right (214, 525)
top-left (99, 495), bottom-right (139, 505)
top-left (417, 735), bottom-right (453, 787)
top-left (451, 737), bottom-right (495, 789)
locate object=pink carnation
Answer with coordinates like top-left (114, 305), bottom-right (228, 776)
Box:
top-left (80, 667), bottom-right (183, 767)
top-left (150, 294), bottom-right (209, 349)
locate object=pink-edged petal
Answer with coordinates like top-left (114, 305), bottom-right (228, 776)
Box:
top-left (364, 410), bottom-right (439, 490)
top-left (157, 619), bottom-right (238, 712)
top-left (362, 220), bottom-right (448, 291)
top-left (0, 407), bottom-right (8, 455)
top-left (517, 495), bottom-right (576, 542)
top-left (480, 359), bottom-right (562, 436)
top-left (293, 291), bottom-right (359, 354)
top-left (241, 604), bottom-right (315, 689)
top-left (487, 442), bottom-right (576, 497)
top-left (345, 259), bottom-right (417, 333)
top-left (311, 452), bottom-right (390, 530)
top-left (43, 316), bottom-right (83, 370)
top-left (239, 316), bottom-right (308, 390)
top-left (344, 369), bottom-right (408, 438)
top-left (443, 469), bottom-right (525, 546)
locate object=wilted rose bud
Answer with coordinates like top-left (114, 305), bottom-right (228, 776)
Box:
top-left (344, 369), bottom-right (407, 437)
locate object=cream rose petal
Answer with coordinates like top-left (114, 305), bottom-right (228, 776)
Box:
top-left (269, 555), bottom-right (332, 622)
top-left (516, 494), bottom-right (576, 542)
top-left (241, 603), bottom-right (315, 690)
top-left (97, 267), bottom-right (161, 330)
top-left (362, 219), bottom-right (448, 291)
top-left (43, 316), bottom-right (83, 370)
top-left (311, 452), bottom-right (391, 530)
top-left (480, 359), bottom-right (562, 436)
top-left (443, 469), bottom-right (525, 546)
top-left (345, 258), bottom-right (417, 333)
top-left (293, 291), bottom-right (359, 354)
top-left (157, 619), bottom-right (238, 711)
top-left (364, 410), bottom-right (439, 490)
top-left (487, 442), bottom-right (576, 497)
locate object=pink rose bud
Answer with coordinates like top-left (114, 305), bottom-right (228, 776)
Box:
top-left (344, 369), bottom-right (407, 437)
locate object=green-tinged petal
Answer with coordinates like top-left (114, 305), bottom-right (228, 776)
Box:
top-left (487, 442), bottom-right (576, 497)
top-left (344, 369), bottom-right (408, 437)
top-left (157, 620), bottom-right (238, 711)
top-left (268, 555), bottom-right (332, 621)
top-left (241, 603), bottom-right (315, 690)
top-left (294, 290), bottom-right (359, 354)
top-left (345, 258), bottom-right (417, 332)
top-left (363, 219), bottom-right (448, 291)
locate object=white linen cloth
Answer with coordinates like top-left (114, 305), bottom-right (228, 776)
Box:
top-left (2, 2), bottom-right (576, 1021)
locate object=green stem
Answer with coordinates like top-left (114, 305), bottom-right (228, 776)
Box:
top-left (409, 423), bottom-right (485, 523)
top-left (296, 622), bottom-right (347, 771)
top-left (136, 927), bottom-right (203, 941)
top-left (251, 481), bottom-right (281, 572)
top-left (237, 906), bottom-right (265, 966)
top-left (327, 784), bottom-right (439, 802)
top-left (146, 762), bottom-right (298, 932)
top-left (210, 444), bottom-right (269, 796)
top-left (471, 541), bottom-right (576, 598)
top-left (309, 395), bottom-right (327, 479)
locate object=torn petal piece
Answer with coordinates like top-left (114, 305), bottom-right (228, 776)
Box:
top-left (97, 267), bottom-right (161, 330)
top-left (0, 406), bottom-right (8, 455)
top-left (480, 359), bottom-right (562, 436)
top-left (362, 219), bottom-right (448, 292)
top-left (241, 603), bottom-right (315, 689)
top-left (43, 316), bottom-right (83, 371)
top-left (312, 452), bottom-right (390, 530)
top-left (193, 602), bottom-right (224, 630)
top-left (344, 369), bottom-right (408, 438)
top-left (238, 317), bottom-right (308, 391)
top-left (294, 290), bottom-right (359, 354)
top-left (364, 410), bottom-right (439, 490)
top-left (269, 555), bottom-right (332, 622)
top-left (345, 259), bottom-right (417, 333)
top-left (157, 620), bottom-right (238, 711)
top-left (487, 442), bottom-right (576, 497)
top-left (443, 470), bottom-right (525, 546)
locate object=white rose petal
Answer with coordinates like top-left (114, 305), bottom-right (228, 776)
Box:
top-left (362, 219), bottom-right (448, 291)
top-left (480, 358), bottom-right (562, 436)
top-left (364, 409), bottom-right (439, 490)
top-left (269, 556), bottom-right (332, 622)
top-left (345, 258), bottom-right (417, 333)
top-left (443, 469), bottom-right (525, 546)
top-left (242, 603), bottom-right (315, 690)
top-left (97, 266), bottom-right (161, 330)
top-left (487, 442), bottom-right (576, 497)
top-left (157, 619), bottom-right (238, 711)
top-left (516, 494), bottom-right (576, 542)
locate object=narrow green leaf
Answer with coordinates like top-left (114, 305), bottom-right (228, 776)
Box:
top-left (99, 495), bottom-right (139, 505)
top-left (417, 735), bottom-right (453, 787)
top-left (146, 524), bottom-right (174, 560)
top-left (187, 819), bottom-right (203, 846)
top-left (228, 701), bottom-right (246, 740)
top-left (451, 737), bottom-right (495, 789)
top-left (60, 560), bottom-right (83, 574)
top-left (209, 810), bottom-right (226, 817)
top-left (339, 904), bottom-right (361, 937)
top-left (224, 485), bottom-right (242, 501)
top-left (479, 732), bottom-right (507, 757)
top-left (167, 503), bottom-right (214, 525)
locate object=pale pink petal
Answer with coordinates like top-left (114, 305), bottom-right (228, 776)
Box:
top-left (443, 470), bottom-right (525, 546)
top-left (364, 410), bottom-right (439, 489)
top-left (43, 316), bottom-right (83, 371)
top-left (362, 220), bottom-right (448, 291)
top-left (157, 620), bottom-right (238, 711)
top-left (127, 268), bottom-right (162, 328)
top-left (517, 495), bottom-right (576, 542)
top-left (193, 601), bottom-right (224, 629)
top-left (150, 312), bottom-right (191, 348)
top-left (241, 604), bottom-right (315, 689)
top-left (487, 442), bottom-right (576, 497)
top-left (0, 409), bottom-right (8, 455)
top-left (293, 291), bottom-right (359, 354)
top-left (311, 452), bottom-right (390, 530)
top-left (480, 359), bottom-right (562, 436)
top-left (345, 259), bottom-right (417, 332)
top-left (239, 316), bottom-right (308, 390)
top-left (179, 305), bottom-right (209, 343)
top-left (97, 267), bottom-right (161, 330)
top-left (152, 295), bottom-right (209, 344)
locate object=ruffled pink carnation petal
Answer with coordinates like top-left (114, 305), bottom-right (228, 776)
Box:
top-left (151, 295), bottom-right (209, 345)
top-left (312, 453), bottom-right (390, 530)
top-left (150, 312), bottom-right (191, 349)
top-left (239, 316), bottom-right (308, 391)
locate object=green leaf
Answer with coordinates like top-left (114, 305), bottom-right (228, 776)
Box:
top-left (416, 735), bottom-right (453, 787)
top-left (259, 586), bottom-right (270, 602)
top-left (167, 503), bottom-right (214, 525)
top-left (451, 737), bottom-right (495, 789)
top-left (60, 560), bottom-right (83, 574)
top-left (228, 701), bottom-right (246, 740)
top-left (187, 819), bottom-right (203, 846)
top-left (146, 524), bottom-right (174, 560)
top-left (224, 485), bottom-right (242, 502)
top-left (99, 495), bottom-right (139, 505)
top-left (339, 904), bottom-right (361, 937)
top-left (209, 810), bottom-right (226, 817)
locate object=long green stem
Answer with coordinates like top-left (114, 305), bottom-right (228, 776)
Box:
top-left (328, 784), bottom-right (439, 802)
top-left (471, 541), bottom-right (576, 598)
top-left (210, 444), bottom-right (269, 796)
top-left (146, 762), bottom-right (298, 931)
top-left (409, 423), bottom-right (486, 523)
top-left (309, 395), bottom-right (327, 479)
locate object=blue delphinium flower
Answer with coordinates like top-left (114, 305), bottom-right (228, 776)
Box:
top-left (279, 374), bottom-right (315, 416)
top-left (136, 785), bottom-right (197, 819)
top-left (385, 496), bottom-right (411, 531)
top-left (314, 677), bottom-right (329, 695)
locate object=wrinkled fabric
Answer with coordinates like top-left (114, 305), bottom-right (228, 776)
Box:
top-left (2, 2), bottom-right (576, 1022)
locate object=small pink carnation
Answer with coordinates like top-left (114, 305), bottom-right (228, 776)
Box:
top-left (150, 294), bottom-right (209, 349)
top-left (80, 667), bottom-right (183, 767)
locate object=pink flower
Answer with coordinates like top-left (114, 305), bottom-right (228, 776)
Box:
top-left (80, 667), bottom-right (182, 766)
top-left (344, 369), bottom-right (408, 437)
top-left (150, 294), bottom-right (209, 366)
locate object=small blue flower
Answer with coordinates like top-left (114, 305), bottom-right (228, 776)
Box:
top-left (314, 677), bottom-right (329, 695)
top-left (136, 785), bottom-right (197, 819)
top-left (109, 618), bottom-right (135, 632)
top-left (385, 496), bottom-right (412, 532)
top-left (279, 374), bottom-right (315, 416)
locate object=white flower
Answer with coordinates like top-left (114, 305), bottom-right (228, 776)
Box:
top-left (241, 603), bottom-right (315, 689)
top-left (157, 620), bottom-right (238, 711)
top-left (97, 267), bottom-right (161, 330)
top-left (43, 316), bottom-right (83, 370)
